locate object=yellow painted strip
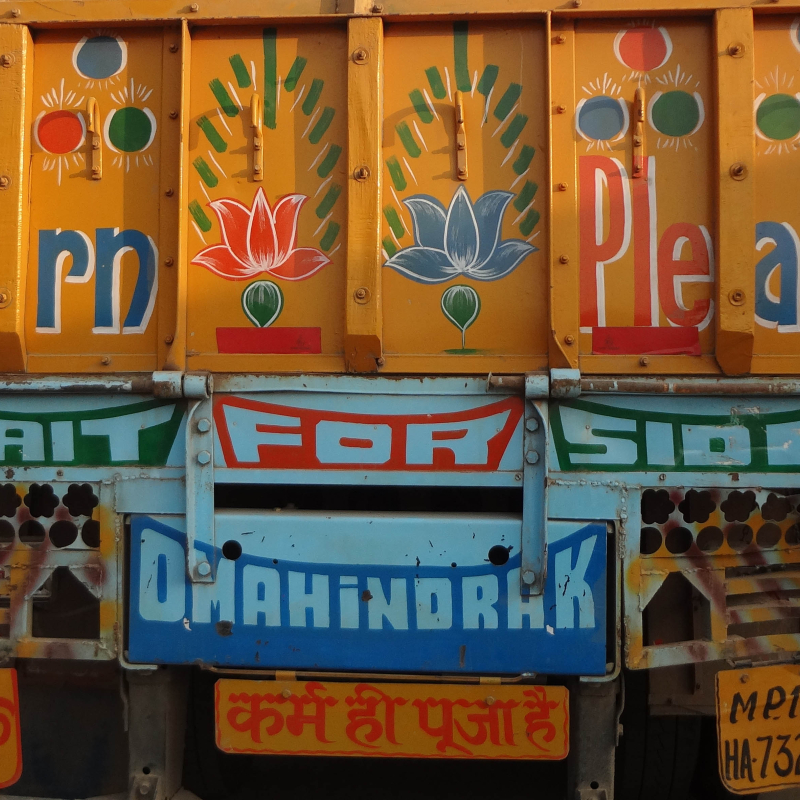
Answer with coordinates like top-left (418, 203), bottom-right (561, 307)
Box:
top-left (0, 669), bottom-right (21, 789)
top-left (345, 17), bottom-right (383, 373)
top-left (1, 1), bottom-right (770, 26)
top-left (158, 27), bottom-right (182, 369)
top-left (548, 17), bottom-right (578, 369)
top-left (164, 19), bottom-right (191, 371)
top-left (0, 24), bottom-right (31, 373)
top-left (715, 8), bottom-right (755, 376)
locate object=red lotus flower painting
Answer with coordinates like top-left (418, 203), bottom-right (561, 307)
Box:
top-left (192, 187), bottom-right (331, 281)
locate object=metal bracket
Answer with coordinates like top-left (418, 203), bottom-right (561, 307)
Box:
top-left (185, 374), bottom-right (214, 583)
top-left (153, 372), bottom-right (215, 583)
top-left (521, 375), bottom-right (548, 596)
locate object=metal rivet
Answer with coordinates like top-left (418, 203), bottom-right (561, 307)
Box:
top-left (564, 334), bottom-right (575, 345)
top-left (633, 135), bottom-right (642, 146)
top-left (573, 0), bottom-right (582, 7)
top-left (197, 450), bottom-right (211, 465)
top-left (525, 418), bottom-right (539, 432)
top-left (352, 48), bottom-right (369, 65)
top-left (189, 2), bottom-right (199, 10)
top-left (730, 162), bottom-right (747, 181)
top-left (740, 673), bottom-right (749, 683)
top-left (101, 356), bottom-right (111, 366)
top-left (164, 335), bottom-right (174, 345)
top-left (639, 356), bottom-right (649, 367)
top-left (0, 176), bottom-right (9, 190)
top-left (729, 289), bottom-right (746, 306)
top-left (555, 34), bottom-right (566, 44)
top-left (659, 473), bottom-right (666, 481)
top-left (371, 3), bottom-right (383, 11)
top-left (10, 8), bottom-right (20, 17)
top-left (485, 696), bottom-right (496, 706)
top-left (195, 561), bottom-right (211, 577)
top-left (197, 418), bottom-right (211, 433)
top-left (559, 254), bottom-right (569, 264)
top-left (556, 104), bottom-right (567, 114)
top-left (522, 570), bottom-right (536, 584)
top-left (281, 688), bottom-right (292, 699)
top-left (164, 257), bottom-right (174, 267)
top-left (558, 182), bottom-right (568, 191)
top-left (138, 782), bottom-right (150, 797)
top-left (165, 188), bottom-right (174, 197)
top-left (0, 290), bottom-right (10, 308)
top-left (525, 450), bottom-right (540, 465)
top-left (728, 42), bottom-right (744, 58)
top-left (354, 287), bottom-right (370, 304)
top-left (169, 110), bottom-right (179, 119)
top-left (0, 54), bottom-right (13, 68)
top-left (169, 43), bottom-right (179, 53)
top-left (376, 357), bottom-right (386, 367)
top-left (353, 165), bottom-right (370, 181)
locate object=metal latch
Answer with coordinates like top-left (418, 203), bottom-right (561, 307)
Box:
top-left (153, 371), bottom-right (215, 583)
top-left (454, 90), bottom-right (468, 181)
top-left (521, 375), bottom-right (548, 595)
top-left (632, 87), bottom-right (645, 179)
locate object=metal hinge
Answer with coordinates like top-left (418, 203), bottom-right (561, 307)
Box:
top-left (153, 372), bottom-right (215, 583)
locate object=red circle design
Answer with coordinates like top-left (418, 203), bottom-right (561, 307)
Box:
top-left (37, 110), bottom-right (84, 154)
top-left (616, 28), bottom-right (669, 72)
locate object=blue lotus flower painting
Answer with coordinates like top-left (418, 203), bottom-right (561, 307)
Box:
top-left (384, 185), bottom-right (538, 284)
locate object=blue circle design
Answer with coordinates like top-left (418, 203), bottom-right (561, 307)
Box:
top-left (75, 36), bottom-right (124, 80)
top-left (578, 96), bottom-right (626, 141)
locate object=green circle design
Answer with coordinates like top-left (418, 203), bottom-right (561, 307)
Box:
top-left (108, 107), bottom-right (153, 153)
top-left (651, 91), bottom-right (700, 137)
top-left (757, 93), bottom-right (800, 141)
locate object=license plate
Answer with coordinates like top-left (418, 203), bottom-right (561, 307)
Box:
top-left (716, 664), bottom-right (800, 794)
top-left (215, 679), bottom-right (569, 760)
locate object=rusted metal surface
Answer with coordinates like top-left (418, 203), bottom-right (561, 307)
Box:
top-left (581, 376), bottom-right (800, 395)
top-left (628, 486), bottom-right (800, 671)
top-left (0, 481), bottom-right (118, 661)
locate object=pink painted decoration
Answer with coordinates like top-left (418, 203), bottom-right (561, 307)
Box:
top-left (192, 188), bottom-right (331, 281)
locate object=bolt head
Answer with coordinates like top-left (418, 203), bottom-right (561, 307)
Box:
top-left (196, 418), bottom-right (211, 433)
top-left (169, 43), bottom-right (179, 53)
top-left (164, 257), bottom-right (174, 267)
top-left (0, 175), bottom-right (10, 189)
top-left (352, 48), bottom-right (369, 65)
top-left (165, 188), bottom-right (174, 197)
top-left (0, 291), bottom-right (10, 308)
top-left (281, 688), bottom-right (292, 699)
top-left (197, 450), bottom-right (211, 465)
top-left (555, 34), bottom-right (566, 44)
top-left (525, 450), bottom-right (540, 465)
top-left (10, 8), bottom-right (20, 17)
top-left (101, 356), bottom-right (111, 366)
top-left (189, 2), bottom-right (199, 10)
top-left (353, 165), bottom-right (370, 181)
top-left (195, 561), bottom-right (211, 577)
top-left (0, 54), bottom-right (13, 68)
top-left (525, 418), bottom-right (539, 432)
top-left (169, 110), bottom-right (179, 119)
top-left (371, 3), bottom-right (383, 11)
top-left (559, 254), bottom-right (569, 264)
top-left (376, 357), bottom-right (386, 367)
top-left (522, 570), bottom-right (536, 584)
top-left (485, 696), bottom-right (496, 706)
top-left (164, 335), bottom-right (174, 345)
top-left (740, 673), bottom-right (749, 683)
top-left (556, 104), bottom-right (567, 114)
top-left (564, 334), bottom-right (575, 345)
top-left (729, 289), bottom-right (746, 306)
top-left (639, 356), bottom-right (650, 367)
top-left (558, 182), bottom-right (568, 191)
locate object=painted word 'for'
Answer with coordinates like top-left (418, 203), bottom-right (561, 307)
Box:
top-left (37, 228), bottom-right (158, 335)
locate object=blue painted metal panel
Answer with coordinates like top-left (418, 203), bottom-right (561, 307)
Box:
top-left (128, 513), bottom-right (607, 675)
